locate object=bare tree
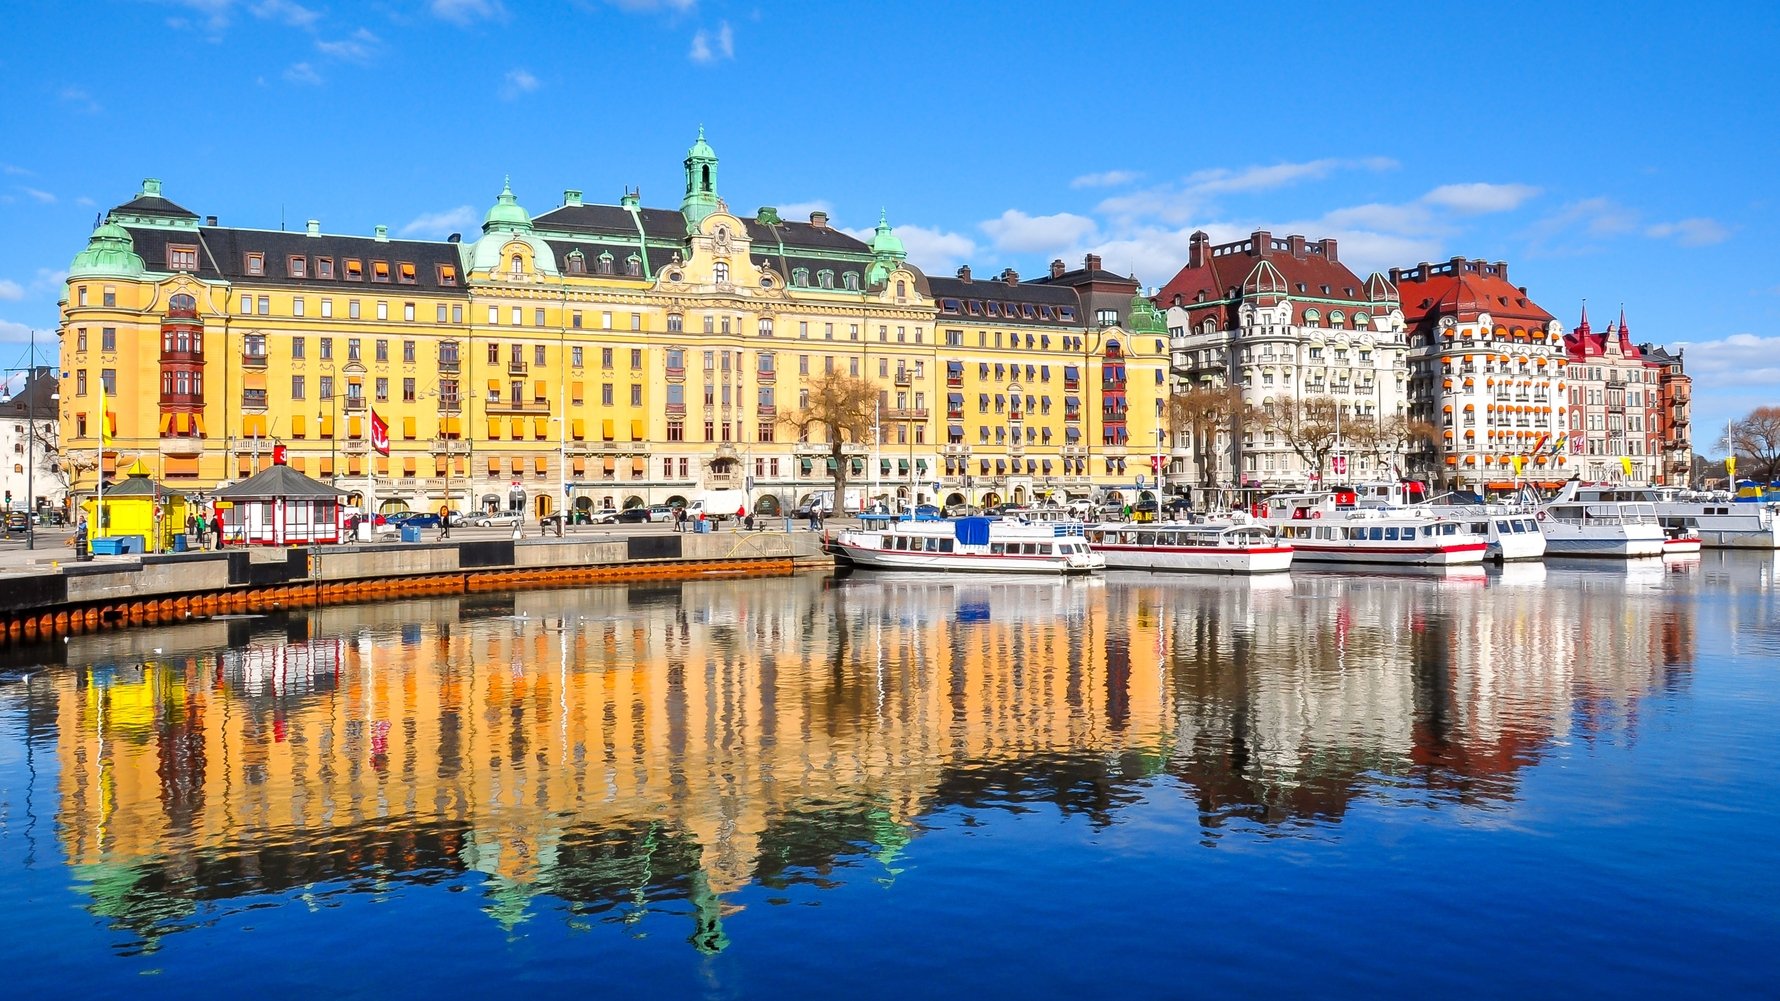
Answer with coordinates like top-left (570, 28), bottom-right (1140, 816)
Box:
top-left (1262, 394), bottom-right (1342, 483)
top-left (1166, 382), bottom-right (1248, 491)
top-left (1724, 405), bottom-right (1780, 480)
top-left (778, 371), bottom-right (879, 511)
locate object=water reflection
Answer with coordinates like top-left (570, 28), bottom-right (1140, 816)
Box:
top-left (18, 562), bottom-right (1705, 953)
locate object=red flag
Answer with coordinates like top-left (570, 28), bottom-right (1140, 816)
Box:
top-left (370, 409), bottom-right (391, 456)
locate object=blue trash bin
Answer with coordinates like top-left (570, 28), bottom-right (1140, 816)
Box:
top-left (400, 525), bottom-right (422, 543)
top-left (172, 534), bottom-right (188, 553)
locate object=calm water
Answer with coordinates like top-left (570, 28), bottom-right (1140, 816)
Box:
top-left (2, 555), bottom-right (1777, 996)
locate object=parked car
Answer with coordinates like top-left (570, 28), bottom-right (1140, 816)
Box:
top-left (400, 513), bottom-right (443, 529)
top-left (913, 504), bottom-right (943, 521)
top-left (475, 511), bottom-right (523, 528)
top-left (647, 504), bottom-right (677, 522)
top-left (5, 511), bottom-right (28, 533)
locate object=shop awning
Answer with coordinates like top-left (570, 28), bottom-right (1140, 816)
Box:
top-left (572, 418), bottom-right (586, 439)
top-left (630, 419), bottom-right (644, 441)
top-left (602, 419), bottom-right (615, 441)
top-left (534, 456), bottom-right (548, 473)
top-left (402, 416), bottom-right (416, 439)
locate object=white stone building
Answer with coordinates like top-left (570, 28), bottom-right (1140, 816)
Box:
top-left (0, 367), bottom-right (67, 516)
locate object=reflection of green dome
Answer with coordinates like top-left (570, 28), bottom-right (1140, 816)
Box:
top-left (70, 219), bottom-right (146, 278)
top-left (870, 210), bottom-right (905, 260)
top-left (481, 177), bottom-right (533, 233)
top-left (1127, 288), bottom-right (1167, 335)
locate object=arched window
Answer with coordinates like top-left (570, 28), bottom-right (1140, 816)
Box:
top-left (896, 280), bottom-right (906, 297)
top-left (792, 268), bottom-right (808, 286)
top-left (842, 271), bottom-right (859, 291)
top-left (597, 251), bottom-right (614, 275)
top-left (625, 254), bottom-right (641, 277)
top-left (509, 253), bottom-right (524, 276)
top-left (817, 270), bottom-right (834, 289)
top-left (168, 292), bottom-right (196, 314)
top-left (714, 261), bottom-right (730, 283)
top-left (565, 250), bottom-right (585, 274)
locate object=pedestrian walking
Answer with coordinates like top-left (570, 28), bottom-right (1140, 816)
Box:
top-left (438, 510), bottom-right (451, 540)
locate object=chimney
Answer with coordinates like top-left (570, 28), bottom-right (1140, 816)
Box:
top-left (1388, 267), bottom-right (1402, 284)
top-left (205, 215), bottom-right (218, 226)
top-left (305, 219), bottom-right (320, 237)
top-left (809, 210), bottom-right (828, 229)
top-left (1322, 237), bottom-right (1338, 263)
top-left (1084, 253), bottom-right (1102, 273)
top-left (373, 224), bottom-right (389, 242)
top-left (957, 265), bottom-right (972, 282)
top-left (1288, 235), bottom-right (1306, 258)
top-left (1050, 259), bottom-right (1066, 279)
top-left (1189, 230), bottom-right (1209, 268)
top-left (447, 233), bottom-right (461, 244)
top-left (1496, 260), bottom-right (1509, 282)
top-left (563, 189), bottom-right (583, 207)
top-left (620, 188), bottom-right (640, 210)
top-left (1001, 267), bottom-right (1019, 285)
top-left (1250, 230), bottom-right (1272, 255)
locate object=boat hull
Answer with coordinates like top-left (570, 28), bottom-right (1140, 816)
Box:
top-left (1288, 542), bottom-right (1488, 566)
top-left (829, 540), bottom-right (1101, 575)
top-left (1094, 545), bottom-right (1293, 575)
top-left (1542, 533), bottom-right (1665, 557)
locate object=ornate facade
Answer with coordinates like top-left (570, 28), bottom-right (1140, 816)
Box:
top-left (56, 133), bottom-right (1166, 516)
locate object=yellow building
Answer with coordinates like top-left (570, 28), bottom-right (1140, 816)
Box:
top-left (58, 134), bottom-right (1168, 517)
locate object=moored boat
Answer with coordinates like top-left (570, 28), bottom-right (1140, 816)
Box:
top-left (1420, 505), bottom-right (1547, 561)
top-left (827, 516), bottom-right (1104, 574)
top-left (1084, 522), bottom-right (1293, 574)
top-left (1535, 482), bottom-right (1665, 557)
top-left (1255, 491), bottom-right (1488, 566)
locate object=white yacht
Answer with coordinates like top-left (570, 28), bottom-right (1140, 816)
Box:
top-left (1535, 482), bottom-right (1665, 557)
top-left (1641, 487), bottom-right (1778, 550)
top-left (828, 516), bottom-right (1104, 575)
top-left (1256, 493), bottom-right (1488, 566)
top-left (1419, 505), bottom-right (1548, 561)
top-left (1084, 522), bottom-right (1293, 574)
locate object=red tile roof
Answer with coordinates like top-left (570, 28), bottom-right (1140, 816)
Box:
top-left (1154, 230), bottom-right (1388, 329)
top-left (1392, 257), bottom-right (1554, 337)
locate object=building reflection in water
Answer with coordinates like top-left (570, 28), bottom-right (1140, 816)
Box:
top-left (37, 563), bottom-right (1697, 953)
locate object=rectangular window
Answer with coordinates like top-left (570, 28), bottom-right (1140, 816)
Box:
top-left (101, 327), bottom-right (117, 351)
top-left (631, 384), bottom-right (642, 406)
top-left (602, 311), bottom-right (613, 330)
top-left (375, 339), bottom-right (389, 363)
top-left (293, 297), bottom-right (305, 317)
top-left (511, 307), bottom-right (523, 326)
top-left (320, 298), bottom-right (333, 318)
top-left (371, 261), bottom-right (390, 283)
top-left (245, 253), bottom-right (264, 276)
top-left (452, 304), bottom-right (463, 323)
top-left (76, 370), bottom-right (87, 396)
top-left (403, 378), bottom-right (416, 402)
top-left (349, 299), bottom-right (361, 319)
top-left (403, 302), bottom-right (415, 322)
top-left (317, 257), bottom-right (334, 279)
top-left (488, 306), bottom-right (499, 324)
top-left (257, 296), bottom-right (270, 315)
top-left (403, 340), bottom-right (415, 363)
top-left (288, 256), bottom-right (307, 278)
top-left (320, 337), bottom-right (333, 360)
top-left (631, 349), bottom-right (642, 369)
top-left (535, 344), bottom-right (546, 366)
top-left (535, 307), bottom-right (547, 327)
top-left (375, 377), bottom-right (389, 402)
top-left (345, 259), bottom-right (363, 281)
top-left (319, 376), bottom-right (333, 399)
top-left (631, 313), bottom-right (641, 331)
top-left (169, 245), bottom-right (198, 270)
top-left (292, 336), bottom-right (305, 359)
top-left (347, 338), bottom-right (361, 361)
top-left (291, 375), bottom-right (305, 400)
top-left (602, 384), bottom-right (614, 406)
top-left (572, 311), bottom-right (583, 329)
top-left (376, 301), bottom-right (389, 321)
top-left (397, 262), bottom-right (416, 284)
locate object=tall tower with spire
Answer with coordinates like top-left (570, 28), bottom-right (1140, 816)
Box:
top-left (681, 126), bottom-right (720, 232)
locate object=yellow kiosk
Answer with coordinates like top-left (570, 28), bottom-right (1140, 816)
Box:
top-left (81, 460), bottom-right (189, 554)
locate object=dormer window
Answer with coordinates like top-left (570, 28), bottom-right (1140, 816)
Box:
top-left (598, 251), bottom-right (615, 275)
top-left (792, 268), bottom-right (808, 286)
top-left (397, 262), bottom-right (417, 284)
top-left (714, 261), bottom-right (729, 283)
top-left (817, 269), bottom-right (834, 289)
top-left (625, 254), bottom-right (641, 277)
top-left (371, 261), bottom-right (391, 283)
top-left (317, 257), bottom-right (335, 279)
top-left (288, 256), bottom-right (307, 278)
top-left (245, 252), bottom-right (265, 276)
top-left (842, 271), bottom-right (859, 291)
top-left (565, 250), bottom-right (585, 275)
top-left (1295, 282), bottom-right (1306, 292)
top-left (437, 263), bottom-right (458, 285)
top-left (344, 259), bottom-right (363, 281)
top-left (168, 244), bottom-right (198, 271)
top-left (509, 254), bottom-right (523, 276)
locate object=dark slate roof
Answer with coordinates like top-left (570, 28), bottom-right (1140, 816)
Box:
top-left (113, 193), bottom-right (198, 219)
top-left (534, 203), bottom-right (689, 241)
top-left (1027, 267), bottom-right (1134, 287)
top-left (214, 463), bottom-right (347, 499)
top-left (123, 226), bottom-right (469, 295)
top-left (0, 368), bottom-right (56, 418)
top-left (929, 276), bottom-right (1083, 327)
top-left (104, 473), bottom-right (169, 497)
top-left (745, 218), bottom-right (870, 255)
top-left (542, 238), bottom-right (672, 280)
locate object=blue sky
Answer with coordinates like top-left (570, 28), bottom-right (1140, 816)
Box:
top-left (1, 0), bottom-right (1775, 450)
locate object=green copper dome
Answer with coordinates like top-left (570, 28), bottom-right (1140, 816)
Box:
top-left (1127, 288), bottom-right (1167, 335)
top-left (69, 218), bottom-right (146, 278)
top-left (687, 125), bottom-right (716, 161)
top-left (870, 210), bottom-right (905, 260)
top-left (481, 177), bottom-right (533, 233)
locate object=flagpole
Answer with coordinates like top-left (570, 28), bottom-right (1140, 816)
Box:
top-left (95, 380), bottom-right (105, 548)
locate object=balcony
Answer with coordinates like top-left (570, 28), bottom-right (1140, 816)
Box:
top-left (241, 350), bottom-right (268, 368)
top-left (437, 399), bottom-right (462, 413)
top-left (508, 360), bottom-right (529, 375)
top-left (485, 398), bottom-right (550, 414)
top-left (241, 390), bottom-right (268, 410)
top-left (437, 357), bottom-right (460, 373)
top-left (947, 375), bottom-right (963, 388)
top-left (343, 397), bottom-right (366, 413)
top-left (757, 404), bottom-right (777, 417)
top-left (887, 408), bottom-right (928, 420)
top-left (894, 371), bottom-right (912, 386)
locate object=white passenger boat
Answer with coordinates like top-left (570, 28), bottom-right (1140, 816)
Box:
top-left (1255, 493), bottom-right (1488, 566)
top-left (827, 516), bottom-right (1104, 574)
top-left (1535, 482), bottom-right (1665, 557)
top-left (1419, 505), bottom-right (1547, 562)
top-left (1641, 486), bottom-right (1778, 550)
top-left (1084, 522), bottom-right (1293, 574)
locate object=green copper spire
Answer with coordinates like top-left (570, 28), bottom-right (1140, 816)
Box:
top-left (681, 126), bottom-right (720, 232)
top-left (1126, 286), bottom-right (1168, 335)
top-left (867, 209), bottom-right (907, 286)
top-left (69, 218), bottom-right (146, 279)
top-left (482, 176), bottom-right (533, 234)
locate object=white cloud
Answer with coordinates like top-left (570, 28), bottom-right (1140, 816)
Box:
top-left (32, 268), bottom-right (67, 292)
top-left (500, 68), bottom-right (540, 100)
top-left (75, 196), bottom-right (96, 207)
top-left (0, 319), bottom-right (34, 343)
top-left (1523, 196), bottom-right (1640, 255)
top-left (317, 28), bottom-right (380, 62)
top-left (431, 0), bottom-right (507, 24)
top-left (774, 200), bottom-right (833, 222)
top-left (1422, 182), bottom-right (1541, 214)
top-left (58, 87), bottom-right (101, 114)
top-left (0, 280), bottom-right (23, 301)
top-left (1097, 156), bottom-right (1398, 225)
top-left (1, 163), bottom-right (30, 176)
top-left (689, 21), bottom-right (733, 63)
top-left (1669, 333), bottom-right (1780, 387)
top-left (605, 0), bottom-right (697, 10)
top-left (980, 209), bottom-right (1099, 254)
top-left (1646, 217), bottom-right (1732, 247)
top-left (251, 0), bottom-right (320, 28)
top-left (399, 205), bottom-right (478, 238)
top-left (20, 187), bottom-right (56, 205)
top-left (284, 61), bottom-right (323, 85)
top-left (159, 0), bottom-right (234, 35)
top-left (1070, 170), bottom-right (1140, 190)
top-left (889, 225), bottom-right (977, 273)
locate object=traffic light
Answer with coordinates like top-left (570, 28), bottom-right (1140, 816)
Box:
top-left (4, 490), bottom-right (10, 505)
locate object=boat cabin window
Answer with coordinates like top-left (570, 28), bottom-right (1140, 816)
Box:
top-left (990, 542), bottom-right (1005, 554)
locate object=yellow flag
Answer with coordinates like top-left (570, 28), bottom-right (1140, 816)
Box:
top-left (99, 381), bottom-right (110, 446)
top-left (1510, 455), bottom-right (1524, 476)
top-left (1620, 456), bottom-right (1634, 477)
top-left (1727, 456), bottom-right (1738, 478)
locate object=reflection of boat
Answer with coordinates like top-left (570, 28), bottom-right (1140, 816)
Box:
top-left (1662, 531), bottom-right (1702, 556)
top-left (833, 571), bottom-right (1102, 623)
top-left (828, 517), bottom-right (1103, 574)
top-left (1084, 522), bottom-right (1292, 574)
top-left (1488, 561), bottom-right (1548, 588)
top-left (1536, 482), bottom-right (1665, 557)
